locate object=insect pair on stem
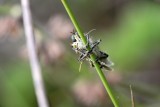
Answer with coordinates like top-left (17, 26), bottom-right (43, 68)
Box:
top-left (71, 29), bottom-right (113, 71)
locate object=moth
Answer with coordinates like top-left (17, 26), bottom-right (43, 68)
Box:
top-left (71, 29), bottom-right (113, 71)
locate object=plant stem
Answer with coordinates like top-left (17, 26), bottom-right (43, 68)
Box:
top-left (21, 0), bottom-right (49, 107)
top-left (61, 0), bottom-right (120, 107)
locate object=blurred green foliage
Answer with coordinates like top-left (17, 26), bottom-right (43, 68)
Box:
top-left (0, 62), bottom-right (37, 107)
top-left (101, 2), bottom-right (160, 71)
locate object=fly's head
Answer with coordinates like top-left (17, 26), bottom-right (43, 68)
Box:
top-left (71, 31), bottom-right (84, 52)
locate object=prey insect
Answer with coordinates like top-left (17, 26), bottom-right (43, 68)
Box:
top-left (71, 29), bottom-right (113, 71)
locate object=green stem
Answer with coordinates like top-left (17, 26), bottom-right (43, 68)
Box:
top-left (61, 0), bottom-right (120, 107)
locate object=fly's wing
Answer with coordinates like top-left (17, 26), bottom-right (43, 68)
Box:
top-left (105, 58), bottom-right (114, 67)
top-left (101, 58), bottom-right (114, 71)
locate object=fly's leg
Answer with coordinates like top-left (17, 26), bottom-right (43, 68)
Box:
top-left (78, 53), bottom-right (84, 61)
top-left (81, 39), bottom-right (101, 61)
top-left (78, 49), bottom-right (90, 61)
top-left (87, 39), bottom-right (102, 61)
top-left (79, 39), bottom-right (102, 61)
top-left (85, 29), bottom-right (96, 48)
top-left (78, 52), bottom-right (86, 61)
top-left (87, 58), bottom-right (94, 67)
top-left (78, 37), bottom-right (102, 62)
top-left (95, 56), bottom-right (99, 62)
top-left (76, 34), bottom-right (89, 61)
top-left (94, 58), bottom-right (103, 68)
top-left (90, 39), bottom-right (101, 51)
top-left (77, 34), bottom-right (91, 61)
top-left (88, 39), bottom-right (101, 54)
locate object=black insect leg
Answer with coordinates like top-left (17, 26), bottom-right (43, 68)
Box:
top-left (95, 56), bottom-right (99, 62)
top-left (77, 49), bottom-right (87, 61)
top-left (88, 39), bottom-right (101, 53)
top-left (94, 58), bottom-right (103, 68)
top-left (91, 39), bottom-right (101, 48)
top-left (98, 51), bottom-right (108, 60)
top-left (78, 39), bottom-right (102, 62)
top-left (82, 39), bottom-right (101, 61)
top-left (78, 53), bottom-right (84, 61)
top-left (79, 39), bottom-right (102, 61)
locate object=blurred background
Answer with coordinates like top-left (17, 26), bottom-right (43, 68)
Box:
top-left (0, 0), bottom-right (160, 107)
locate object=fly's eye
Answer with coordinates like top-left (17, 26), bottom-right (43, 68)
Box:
top-left (71, 35), bottom-right (76, 42)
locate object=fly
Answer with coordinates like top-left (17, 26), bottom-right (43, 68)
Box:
top-left (71, 29), bottom-right (113, 71)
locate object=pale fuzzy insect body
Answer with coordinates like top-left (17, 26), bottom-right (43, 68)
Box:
top-left (71, 30), bottom-right (113, 71)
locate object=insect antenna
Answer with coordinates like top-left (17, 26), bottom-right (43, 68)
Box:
top-left (70, 29), bottom-right (76, 34)
top-left (86, 29), bottom-right (96, 35)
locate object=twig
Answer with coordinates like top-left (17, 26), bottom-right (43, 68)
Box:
top-left (61, 0), bottom-right (120, 107)
top-left (130, 85), bottom-right (135, 107)
top-left (21, 0), bottom-right (49, 107)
